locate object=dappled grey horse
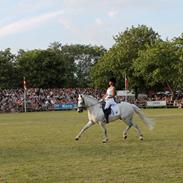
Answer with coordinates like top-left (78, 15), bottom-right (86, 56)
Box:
top-left (75, 94), bottom-right (154, 143)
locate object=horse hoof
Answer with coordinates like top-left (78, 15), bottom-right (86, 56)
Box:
top-left (123, 135), bottom-right (127, 140)
top-left (139, 135), bottom-right (143, 141)
top-left (102, 139), bottom-right (108, 143)
top-left (75, 137), bottom-right (79, 141)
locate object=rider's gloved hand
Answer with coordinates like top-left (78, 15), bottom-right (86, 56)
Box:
top-left (99, 99), bottom-right (104, 103)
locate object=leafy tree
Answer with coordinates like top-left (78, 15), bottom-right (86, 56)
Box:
top-left (0, 48), bottom-right (18, 89)
top-left (133, 40), bottom-right (182, 92)
top-left (61, 44), bottom-right (106, 87)
top-left (16, 48), bottom-right (76, 88)
top-left (173, 33), bottom-right (183, 89)
top-left (91, 25), bottom-right (160, 96)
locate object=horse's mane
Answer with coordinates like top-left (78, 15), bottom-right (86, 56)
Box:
top-left (82, 94), bottom-right (98, 102)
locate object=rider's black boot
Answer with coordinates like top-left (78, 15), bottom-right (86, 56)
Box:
top-left (103, 108), bottom-right (110, 123)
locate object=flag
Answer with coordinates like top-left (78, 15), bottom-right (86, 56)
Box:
top-left (125, 75), bottom-right (128, 90)
top-left (23, 77), bottom-right (27, 91)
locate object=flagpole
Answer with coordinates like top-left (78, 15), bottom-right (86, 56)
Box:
top-left (125, 74), bottom-right (128, 102)
top-left (23, 77), bottom-right (27, 113)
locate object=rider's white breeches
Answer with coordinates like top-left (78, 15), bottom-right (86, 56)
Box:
top-left (104, 98), bottom-right (116, 109)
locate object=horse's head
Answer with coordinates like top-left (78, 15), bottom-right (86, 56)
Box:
top-left (77, 94), bottom-right (85, 113)
top-left (77, 94), bottom-right (99, 112)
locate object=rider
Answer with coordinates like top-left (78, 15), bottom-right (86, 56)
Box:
top-left (102, 77), bottom-right (117, 123)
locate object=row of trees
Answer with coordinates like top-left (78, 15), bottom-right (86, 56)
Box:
top-left (0, 25), bottom-right (183, 95)
top-left (0, 43), bottom-right (106, 88)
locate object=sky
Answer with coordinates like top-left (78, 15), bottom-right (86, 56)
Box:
top-left (0, 0), bottom-right (183, 53)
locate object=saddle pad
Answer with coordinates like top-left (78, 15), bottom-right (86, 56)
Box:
top-left (111, 104), bottom-right (120, 116)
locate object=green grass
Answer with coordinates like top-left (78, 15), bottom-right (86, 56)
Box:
top-left (0, 109), bottom-right (183, 183)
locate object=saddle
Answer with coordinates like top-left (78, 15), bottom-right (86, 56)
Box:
top-left (101, 101), bottom-right (119, 123)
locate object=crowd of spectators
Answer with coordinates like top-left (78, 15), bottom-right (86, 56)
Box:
top-left (135, 91), bottom-right (183, 108)
top-left (0, 88), bottom-right (183, 113)
top-left (0, 88), bottom-right (105, 112)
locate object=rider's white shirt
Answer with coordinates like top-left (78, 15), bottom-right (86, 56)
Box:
top-left (105, 86), bottom-right (116, 109)
top-left (105, 87), bottom-right (114, 100)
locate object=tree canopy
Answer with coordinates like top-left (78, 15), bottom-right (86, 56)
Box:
top-left (0, 25), bottom-right (183, 93)
top-left (91, 25), bottom-right (183, 95)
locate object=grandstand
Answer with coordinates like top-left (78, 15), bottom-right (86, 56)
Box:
top-left (0, 88), bottom-right (182, 113)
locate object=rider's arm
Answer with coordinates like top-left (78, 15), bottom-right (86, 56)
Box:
top-left (102, 89), bottom-right (108, 99)
top-left (112, 87), bottom-right (116, 97)
top-left (102, 93), bottom-right (107, 99)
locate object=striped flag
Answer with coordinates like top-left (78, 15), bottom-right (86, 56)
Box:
top-left (23, 77), bottom-right (27, 91)
top-left (125, 75), bottom-right (128, 90)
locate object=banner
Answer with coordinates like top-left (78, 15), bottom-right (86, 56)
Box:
top-left (117, 90), bottom-right (134, 97)
top-left (146, 101), bottom-right (167, 107)
top-left (54, 103), bottom-right (77, 110)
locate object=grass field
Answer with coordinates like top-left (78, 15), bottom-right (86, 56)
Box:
top-left (0, 109), bottom-right (182, 183)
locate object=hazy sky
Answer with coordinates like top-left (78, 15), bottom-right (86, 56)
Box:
top-left (0, 0), bottom-right (182, 53)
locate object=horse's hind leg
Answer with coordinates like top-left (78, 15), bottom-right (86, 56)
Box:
top-left (123, 117), bottom-right (143, 140)
top-left (122, 117), bottom-right (133, 140)
top-left (75, 120), bottom-right (94, 141)
top-left (132, 122), bottom-right (143, 140)
top-left (123, 124), bottom-right (132, 140)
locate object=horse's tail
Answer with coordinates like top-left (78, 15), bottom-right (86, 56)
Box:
top-left (132, 104), bottom-right (155, 130)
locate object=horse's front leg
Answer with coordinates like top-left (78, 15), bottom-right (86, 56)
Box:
top-left (75, 120), bottom-right (94, 141)
top-left (99, 122), bottom-right (108, 143)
